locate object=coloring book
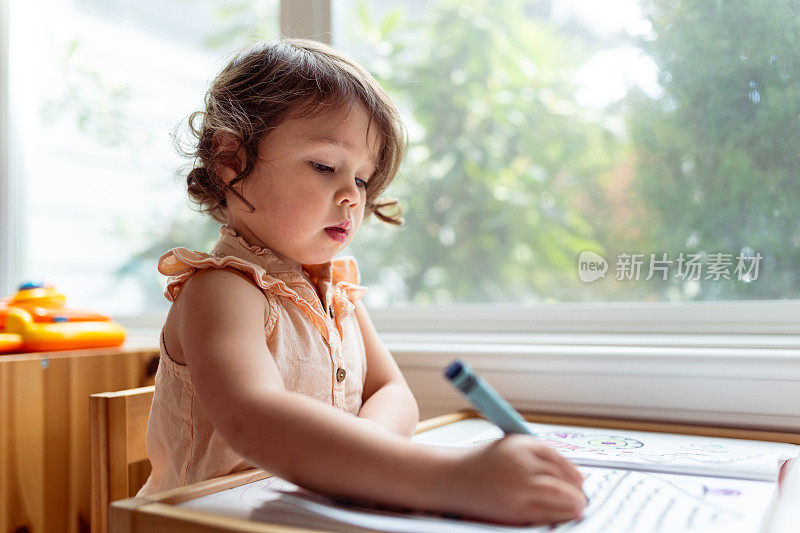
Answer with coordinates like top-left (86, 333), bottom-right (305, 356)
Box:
top-left (180, 417), bottom-right (798, 532)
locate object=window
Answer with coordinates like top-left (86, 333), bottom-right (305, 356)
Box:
top-left (2, 0), bottom-right (278, 315)
top-left (2, 0), bottom-right (799, 333)
top-left (332, 0), bottom-right (800, 308)
top-left (2, 0), bottom-right (798, 429)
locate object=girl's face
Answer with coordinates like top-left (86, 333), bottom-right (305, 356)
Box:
top-left (223, 103), bottom-right (380, 270)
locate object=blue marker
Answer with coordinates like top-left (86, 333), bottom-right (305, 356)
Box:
top-left (445, 358), bottom-right (589, 503)
top-left (444, 359), bottom-right (533, 436)
top-left (444, 359), bottom-right (589, 502)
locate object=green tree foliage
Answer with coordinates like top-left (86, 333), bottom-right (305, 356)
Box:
top-left (121, 0), bottom-right (800, 306)
top-left (626, 0), bottom-right (800, 299)
top-left (349, 0), bottom-right (620, 304)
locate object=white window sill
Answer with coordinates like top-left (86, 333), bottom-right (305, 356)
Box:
top-left (368, 300), bottom-right (800, 335)
top-left (118, 308), bottom-right (800, 433)
top-left (385, 333), bottom-right (800, 432)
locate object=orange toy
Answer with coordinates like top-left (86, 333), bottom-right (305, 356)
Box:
top-left (0, 282), bottom-right (126, 354)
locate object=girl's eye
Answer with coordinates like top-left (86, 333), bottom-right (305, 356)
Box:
top-left (311, 161), bottom-right (335, 173)
top-left (311, 161), bottom-right (368, 190)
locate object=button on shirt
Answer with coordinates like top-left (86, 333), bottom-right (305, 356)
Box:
top-left (137, 225), bottom-right (368, 497)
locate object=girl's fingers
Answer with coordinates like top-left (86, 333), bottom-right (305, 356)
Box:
top-left (465, 477), bottom-right (584, 529)
top-left (522, 454), bottom-right (566, 484)
top-left (532, 444), bottom-right (585, 488)
top-left (527, 475), bottom-right (588, 511)
top-left (526, 506), bottom-right (584, 527)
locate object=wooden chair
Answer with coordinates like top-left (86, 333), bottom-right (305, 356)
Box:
top-left (89, 385), bottom-right (155, 533)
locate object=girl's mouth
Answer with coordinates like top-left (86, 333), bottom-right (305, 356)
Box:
top-left (324, 227), bottom-right (348, 243)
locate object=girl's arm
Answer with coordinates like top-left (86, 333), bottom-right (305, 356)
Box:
top-left (176, 268), bottom-right (586, 524)
top-left (354, 300), bottom-right (419, 437)
top-left (175, 268), bottom-right (436, 505)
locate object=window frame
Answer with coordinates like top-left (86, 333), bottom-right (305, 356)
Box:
top-left (0, 0), bottom-right (20, 297)
top-left (368, 301), bottom-right (800, 336)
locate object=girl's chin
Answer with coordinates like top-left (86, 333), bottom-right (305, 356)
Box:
top-left (301, 250), bottom-right (345, 266)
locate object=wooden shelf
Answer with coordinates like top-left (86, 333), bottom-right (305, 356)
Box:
top-left (1, 347), bottom-right (160, 533)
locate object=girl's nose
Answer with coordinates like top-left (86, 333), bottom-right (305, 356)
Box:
top-left (335, 177), bottom-right (360, 207)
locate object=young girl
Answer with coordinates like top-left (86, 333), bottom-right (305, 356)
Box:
top-left (138, 38), bottom-right (586, 526)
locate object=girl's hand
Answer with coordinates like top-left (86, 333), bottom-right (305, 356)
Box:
top-left (442, 435), bottom-right (587, 526)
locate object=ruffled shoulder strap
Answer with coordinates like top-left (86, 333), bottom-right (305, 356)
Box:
top-left (330, 257), bottom-right (367, 304)
top-left (158, 247), bottom-right (286, 338)
top-left (158, 248), bottom-right (273, 302)
top-left (331, 257), bottom-right (361, 285)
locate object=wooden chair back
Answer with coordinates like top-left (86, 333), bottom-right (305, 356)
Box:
top-left (89, 385), bottom-right (155, 533)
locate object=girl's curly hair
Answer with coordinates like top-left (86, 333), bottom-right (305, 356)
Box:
top-left (183, 39), bottom-right (406, 225)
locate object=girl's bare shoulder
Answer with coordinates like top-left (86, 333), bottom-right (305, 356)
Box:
top-left (164, 267), bottom-right (268, 365)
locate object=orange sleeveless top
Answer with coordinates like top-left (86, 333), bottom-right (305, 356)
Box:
top-left (137, 226), bottom-right (367, 496)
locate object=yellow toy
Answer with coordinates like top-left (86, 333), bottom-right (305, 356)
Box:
top-left (0, 282), bottom-right (126, 354)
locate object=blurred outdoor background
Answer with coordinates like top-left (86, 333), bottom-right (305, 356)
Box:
top-left (6, 0), bottom-right (800, 315)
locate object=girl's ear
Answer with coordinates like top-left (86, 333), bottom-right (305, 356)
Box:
top-left (211, 132), bottom-right (246, 184)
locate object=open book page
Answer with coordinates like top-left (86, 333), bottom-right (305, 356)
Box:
top-left (568, 466), bottom-right (776, 532)
top-left (177, 418), bottom-right (795, 532)
top-left (180, 468), bottom-right (777, 532)
top-left (413, 418), bottom-right (799, 481)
